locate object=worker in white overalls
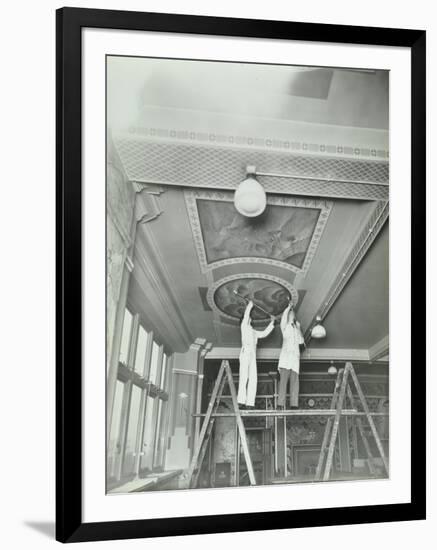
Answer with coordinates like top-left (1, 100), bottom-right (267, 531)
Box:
top-left (278, 301), bottom-right (304, 408)
top-left (237, 300), bottom-right (275, 407)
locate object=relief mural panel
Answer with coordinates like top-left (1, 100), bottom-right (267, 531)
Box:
top-left (198, 199), bottom-right (320, 268)
top-left (209, 276), bottom-right (298, 322)
top-left (185, 190), bottom-right (333, 274)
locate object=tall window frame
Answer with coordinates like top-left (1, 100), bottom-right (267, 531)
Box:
top-left (107, 307), bottom-right (172, 487)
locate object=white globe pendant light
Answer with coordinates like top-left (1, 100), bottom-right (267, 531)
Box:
top-left (311, 316), bottom-right (326, 339)
top-left (234, 166), bottom-right (266, 217)
top-left (328, 361), bottom-right (337, 375)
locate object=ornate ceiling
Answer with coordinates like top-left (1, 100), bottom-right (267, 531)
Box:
top-left (111, 57), bottom-right (389, 357)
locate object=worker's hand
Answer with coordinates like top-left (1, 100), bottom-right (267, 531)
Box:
top-left (270, 315), bottom-right (275, 322)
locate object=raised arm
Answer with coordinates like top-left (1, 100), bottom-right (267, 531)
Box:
top-left (281, 303), bottom-right (292, 332)
top-left (296, 320), bottom-right (305, 345)
top-left (255, 317), bottom-right (275, 339)
top-left (242, 300), bottom-right (254, 325)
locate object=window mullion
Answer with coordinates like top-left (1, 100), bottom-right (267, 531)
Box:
top-left (134, 330), bottom-right (154, 476)
top-left (116, 314), bottom-right (139, 480)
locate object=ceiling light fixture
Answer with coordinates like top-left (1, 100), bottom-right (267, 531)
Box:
top-left (311, 315), bottom-right (326, 339)
top-left (234, 165), bottom-right (266, 217)
top-left (327, 361), bottom-right (337, 375)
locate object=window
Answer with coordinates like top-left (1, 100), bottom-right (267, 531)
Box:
top-left (141, 395), bottom-right (156, 471)
top-left (119, 309), bottom-right (133, 365)
top-left (160, 354), bottom-right (168, 389)
top-left (153, 399), bottom-right (166, 469)
top-left (148, 341), bottom-right (160, 384)
top-left (123, 384), bottom-right (142, 476)
top-left (108, 380), bottom-right (126, 479)
top-left (134, 325), bottom-right (148, 375)
top-left (109, 311), bottom-right (172, 482)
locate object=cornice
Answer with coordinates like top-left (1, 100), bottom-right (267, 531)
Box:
top-left (113, 134), bottom-right (389, 202)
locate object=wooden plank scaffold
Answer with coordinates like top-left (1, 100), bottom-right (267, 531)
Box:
top-left (189, 361), bottom-right (388, 487)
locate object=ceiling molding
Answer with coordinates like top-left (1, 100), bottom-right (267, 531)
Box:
top-left (369, 335), bottom-right (389, 361)
top-left (185, 189), bottom-right (333, 275)
top-left (126, 124), bottom-right (389, 161)
top-left (133, 183), bottom-right (165, 224)
top-left (304, 200), bottom-right (389, 341)
top-left (114, 136), bottom-right (389, 202)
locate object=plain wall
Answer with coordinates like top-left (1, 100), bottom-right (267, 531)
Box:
top-left (0, 1), bottom-right (434, 549)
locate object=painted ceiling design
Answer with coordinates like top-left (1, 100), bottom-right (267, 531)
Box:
top-left (207, 274), bottom-right (299, 323)
top-left (185, 190), bottom-right (333, 274)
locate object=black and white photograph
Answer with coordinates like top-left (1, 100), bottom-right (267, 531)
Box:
top-left (106, 56), bottom-right (390, 494)
top-left (0, 0), bottom-right (431, 547)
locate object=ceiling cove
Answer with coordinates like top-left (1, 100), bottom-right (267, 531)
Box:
top-left (114, 134), bottom-right (389, 202)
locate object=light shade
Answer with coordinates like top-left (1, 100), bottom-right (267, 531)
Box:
top-left (234, 176), bottom-right (266, 217)
top-left (311, 322), bottom-right (326, 339)
top-left (328, 365), bottom-right (337, 375)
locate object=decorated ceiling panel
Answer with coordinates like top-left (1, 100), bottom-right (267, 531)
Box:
top-left (207, 274), bottom-right (298, 324)
top-left (185, 190), bottom-right (332, 274)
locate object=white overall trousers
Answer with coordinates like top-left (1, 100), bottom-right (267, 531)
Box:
top-left (278, 305), bottom-right (304, 407)
top-left (237, 305), bottom-right (274, 407)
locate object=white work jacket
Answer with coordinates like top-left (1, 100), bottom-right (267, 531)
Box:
top-left (278, 308), bottom-right (304, 373)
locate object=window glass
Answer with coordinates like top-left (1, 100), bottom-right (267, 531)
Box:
top-left (148, 342), bottom-right (160, 384)
top-left (123, 384), bottom-right (142, 476)
top-left (107, 379), bottom-right (125, 479)
top-left (159, 354), bottom-right (168, 389)
top-left (141, 395), bottom-right (156, 471)
top-left (119, 309), bottom-right (133, 365)
top-left (153, 400), bottom-right (166, 469)
top-left (134, 326), bottom-right (148, 375)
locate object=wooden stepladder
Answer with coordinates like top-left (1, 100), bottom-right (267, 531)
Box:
top-left (187, 360), bottom-right (256, 489)
top-left (314, 362), bottom-right (389, 482)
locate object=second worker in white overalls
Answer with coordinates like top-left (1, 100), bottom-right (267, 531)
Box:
top-left (277, 301), bottom-right (304, 408)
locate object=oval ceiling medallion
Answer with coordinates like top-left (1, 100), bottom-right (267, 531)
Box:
top-left (207, 274), bottom-right (298, 322)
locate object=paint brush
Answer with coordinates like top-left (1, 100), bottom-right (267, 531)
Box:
top-left (232, 290), bottom-right (273, 318)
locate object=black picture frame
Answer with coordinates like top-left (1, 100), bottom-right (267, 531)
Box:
top-left (56, 7), bottom-right (426, 543)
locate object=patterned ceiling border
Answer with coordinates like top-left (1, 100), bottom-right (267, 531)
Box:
top-left (206, 273), bottom-right (299, 324)
top-left (127, 126), bottom-right (389, 160)
top-left (184, 189), bottom-right (333, 275)
top-left (304, 200), bottom-right (389, 341)
top-left (115, 138), bottom-right (389, 202)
